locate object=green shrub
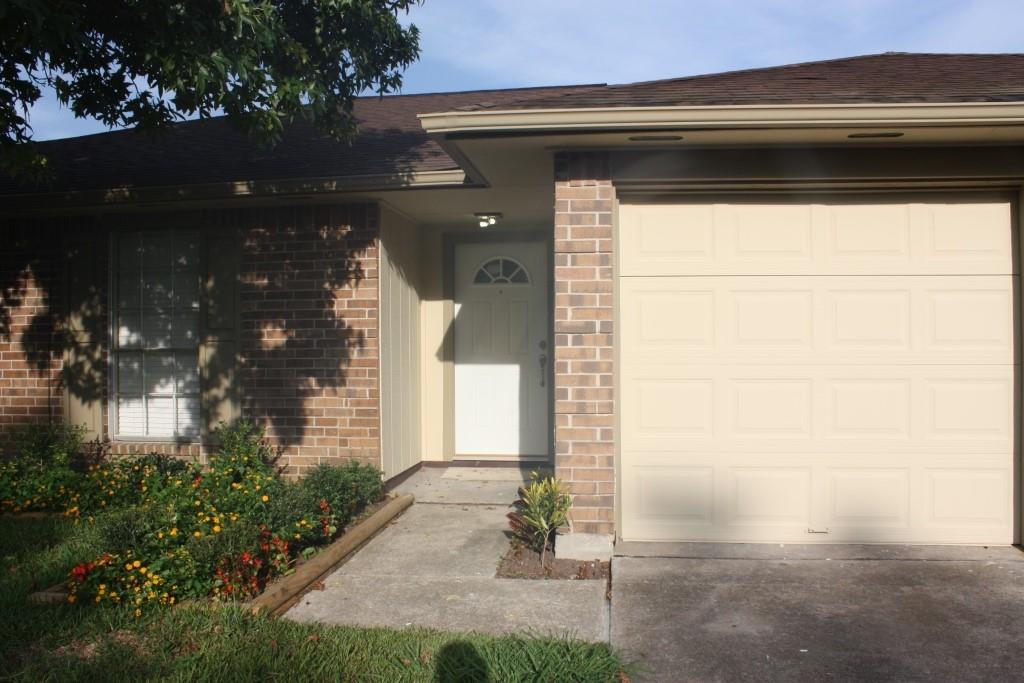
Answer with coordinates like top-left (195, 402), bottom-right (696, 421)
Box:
top-left (210, 420), bottom-right (278, 479)
top-left (508, 473), bottom-right (573, 567)
top-left (93, 504), bottom-right (174, 555)
top-left (11, 422), bottom-right (85, 470)
top-left (187, 518), bottom-right (262, 572)
top-left (0, 419), bottom-right (387, 612)
top-left (0, 422), bottom-right (86, 512)
top-left (299, 461), bottom-right (384, 523)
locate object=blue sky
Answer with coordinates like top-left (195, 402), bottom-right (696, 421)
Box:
top-left (28, 0), bottom-right (1024, 140)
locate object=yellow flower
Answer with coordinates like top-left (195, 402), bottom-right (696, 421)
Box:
top-left (67, 595), bottom-right (76, 604)
top-left (158, 532), bottom-right (164, 539)
top-left (194, 531), bottom-right (202, 538)
top-left (125, 563), bottom-right (133, 571)
top-left (170, 528), bottom-right (178, 537)
top-left (262, 495), bottom-right (269, 502)
top-left (135, 609), bottom-right (142, 617)
top-left (94, 596), bottom-right (101, 603)
top-left (139, 567), bottom-right (147, 575)
top-left (213, 525), bottom-right (222, 533)
top-left (132, 560), bottom-right (141, 568)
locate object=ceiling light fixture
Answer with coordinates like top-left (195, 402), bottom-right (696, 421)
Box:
top-left (847, 131), bottom-right (904, 139)
top-left (628, 134), bottom-right (684, 142)
top-left (475, 212), bottom-right (502, 228)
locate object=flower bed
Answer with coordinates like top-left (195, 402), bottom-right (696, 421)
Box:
top-left (0, 421), bottom-right (383, 615)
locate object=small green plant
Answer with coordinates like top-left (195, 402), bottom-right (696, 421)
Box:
top-left (0, 422), bottom-right (86, 512)
top-left (11, 422), bottom-right (86, 470)
top-left (508, 473), bottom-right (573, 568)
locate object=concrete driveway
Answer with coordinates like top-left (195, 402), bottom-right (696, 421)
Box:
top-left (611, 544), bottom-right (1024, 682)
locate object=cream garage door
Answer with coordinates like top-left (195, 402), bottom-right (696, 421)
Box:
top-left (619, 198), bottom-right (1018, 544)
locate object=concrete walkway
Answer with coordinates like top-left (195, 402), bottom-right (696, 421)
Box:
top-left (611, 544), bottom-right (1024, 682)
top-left (284, 467), bottom-right (607, 640)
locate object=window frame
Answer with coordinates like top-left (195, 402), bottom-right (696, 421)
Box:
top-left (108, 228), bottom-right (203, 443)
top-left (471, 256), bottom-right (532, 285)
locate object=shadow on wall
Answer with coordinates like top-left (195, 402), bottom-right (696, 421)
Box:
top-left (239, 205), bottom-right (374, 455)
top-left (0, 225), bottom-right (105, 440)
top-left (0, 206), bottom-right (377, 458)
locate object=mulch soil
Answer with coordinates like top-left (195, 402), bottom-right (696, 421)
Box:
top-left (496, 539), bottom-right (609, 580)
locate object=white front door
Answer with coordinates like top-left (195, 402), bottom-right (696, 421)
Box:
top-left (454, 241), bottom-right (550, 458)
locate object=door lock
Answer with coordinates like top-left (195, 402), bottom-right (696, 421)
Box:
top-left (539, 354), bottom-right (548, 387)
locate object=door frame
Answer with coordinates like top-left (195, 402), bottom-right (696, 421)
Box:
top-left (614, 187), bottom-right (1023, 544)
top-left (442, 229), bottom-right (554, 462)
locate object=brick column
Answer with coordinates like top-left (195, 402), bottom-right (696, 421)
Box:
top-left (553, 152), bottom-right (615, 536)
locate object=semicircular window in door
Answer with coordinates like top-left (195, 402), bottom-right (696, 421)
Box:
top-left (473, 256), bottom-right (531, 284)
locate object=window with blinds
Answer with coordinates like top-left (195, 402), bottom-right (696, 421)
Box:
top-left (112, 230), bottom-right (201, 439)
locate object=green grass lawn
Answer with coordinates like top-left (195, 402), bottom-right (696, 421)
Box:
top-left (0, 516), bottom-right (626, 682)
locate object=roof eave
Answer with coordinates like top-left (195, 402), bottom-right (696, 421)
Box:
top-left (418, 101), bottom-right (1024, 135)
top-left (0, 168), bottom-right (469, 215)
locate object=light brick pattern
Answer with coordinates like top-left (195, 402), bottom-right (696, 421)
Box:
top-left (553, 152), bottom-right (616, 536)
top-left (240, 205), bottom-right (380, 474)
top-left (0, 205), bottom-right (380, 473)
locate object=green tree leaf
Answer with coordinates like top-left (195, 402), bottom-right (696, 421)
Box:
top-left (0, 0), bottom-right (422, 182)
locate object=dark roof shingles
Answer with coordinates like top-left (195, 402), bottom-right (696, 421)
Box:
top-left (491, 53), bottom-right (1024, 109)
top-left (6, 53), bottom-right (1024, 196)
top-left (0, 85), bottom-right (595, 195)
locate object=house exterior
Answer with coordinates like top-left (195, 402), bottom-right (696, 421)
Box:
top-left (4, 53), bottom-right (1024, 550)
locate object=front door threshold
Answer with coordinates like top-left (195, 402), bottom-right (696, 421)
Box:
top-left (452, 454), bottom-right (551, 467)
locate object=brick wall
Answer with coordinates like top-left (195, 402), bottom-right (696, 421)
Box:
top-left (240, 205), bottom-right (380, 474)
top-left (0, 224), bottom-right (64, 442)
top-left (0, 204), bottom-right (380, 473)
top-left (553, 152), bottom-right (616, 536)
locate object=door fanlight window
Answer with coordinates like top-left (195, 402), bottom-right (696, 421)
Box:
top-left (473, 257), bottom-right (530, 284)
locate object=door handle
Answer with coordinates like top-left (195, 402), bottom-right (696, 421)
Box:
top-left (539, 354), bottom-right (548, 387)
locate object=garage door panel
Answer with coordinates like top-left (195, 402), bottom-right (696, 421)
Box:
top-left (726, 467), bottom-right (813, 525)
top-left (623, 365), bottom-right (1014, 454)
top-left (619, 197), bottom-right (1017, 545)
top-left (620, 200), bottom-right (1013, 276)
top-left (629, 465), bottom-right (715, 524)
top-left (825, 468), bottom-right (911, 528)
top-left (622, 457), bottom-right (1014, 542)
top-left (925, 468), bottom-right (1013, 527)
top-left (621, 276), bottom-right (1016, 365)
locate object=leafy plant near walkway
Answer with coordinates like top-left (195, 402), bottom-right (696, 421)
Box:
top-left (508, 473), bottom-right (573, 568)
top-left (0, 420), bottom-right (383, 613)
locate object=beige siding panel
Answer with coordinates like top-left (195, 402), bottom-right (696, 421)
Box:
top-left (619, 197), bottom-right (1017, 544)
top-left (380, 206), bottom-right (422, 478)
top-left (200, 225), bottom-right (241, 437)
top-left (418, 226), bottom-right (448, 461)
top-left (63, 232), bottom-right (105, 439)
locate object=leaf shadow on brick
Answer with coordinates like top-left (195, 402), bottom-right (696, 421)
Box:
top-left (0, 205), bottom-right (379, 463)
top-left (239, 204), bottom-right (377, 464)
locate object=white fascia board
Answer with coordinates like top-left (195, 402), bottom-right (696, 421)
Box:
top-left (419, 102), bottom-right (1024, 134)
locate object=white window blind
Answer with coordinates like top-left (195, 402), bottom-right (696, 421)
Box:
top-left (113, 230), bottom-right (201, 439)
